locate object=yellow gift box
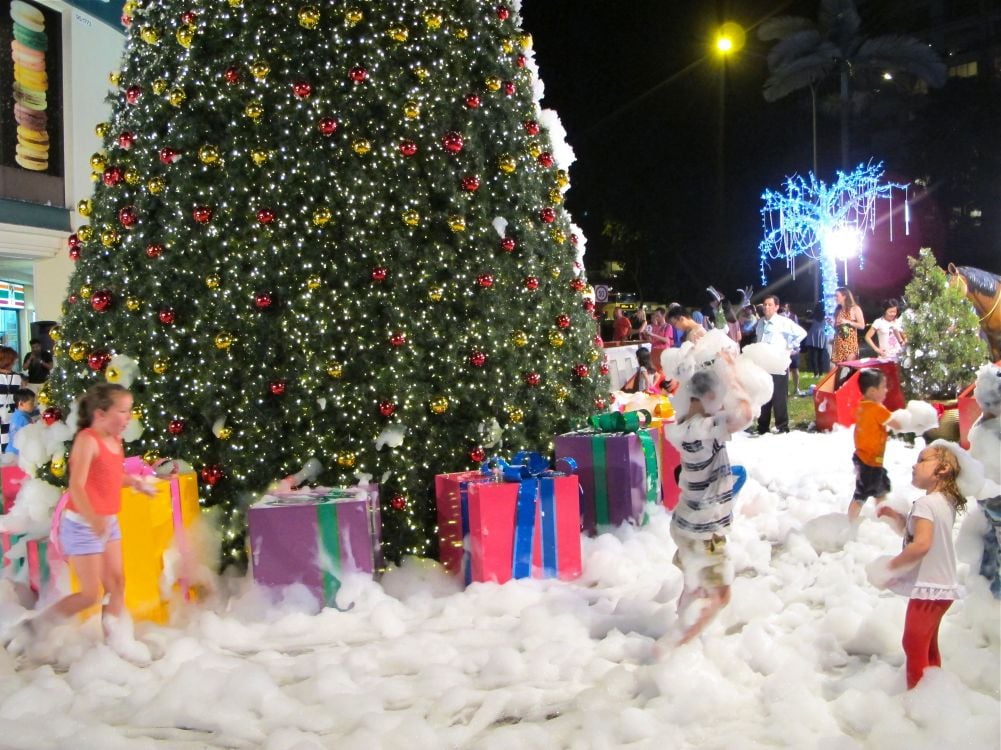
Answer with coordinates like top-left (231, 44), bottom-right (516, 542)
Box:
top-left (71, 471), bottom-right (201, 624)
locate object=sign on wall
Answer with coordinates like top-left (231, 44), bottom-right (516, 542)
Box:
top-left (65, 1), bottom-right (126, 31)
top-left (0, 279), bottom-right (25, 308)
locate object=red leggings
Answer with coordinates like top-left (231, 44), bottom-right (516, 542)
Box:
top-left (902, 598), bottom-right (953, 689)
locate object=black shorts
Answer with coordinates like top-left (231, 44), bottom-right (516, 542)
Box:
top-left (789, 352), bottom-right (800, 369)
top-left (852, 454), bottom-right (890, 501)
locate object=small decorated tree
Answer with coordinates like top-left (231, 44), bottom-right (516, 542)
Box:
top-left (900, 248), bottom-right (988, 400)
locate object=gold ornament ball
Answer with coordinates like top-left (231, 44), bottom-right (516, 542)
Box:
top-left (519, 33), bottom-right (533, 49)
top-left (77, 199), bottom-right (92, 217)
top-left (337, 451), bottom-right (357, 468)
top-left (549, 266), bottom-right (561, 279)
top-left (430, 397), bottom-right (449, 414)
top-left (448, 215), bottom-right (466, 232)
top-left (427, 286), bottom-right (444, 302)
top-left (123, 0), bottom-right (136, 13)
top-left (548, 188), bottom-right (563, 205)
top-left (176, 25), bottom-right (195, 48)
top-left (245, 100), bottom-right (264, 120)
top-left (556, 170), bottom-right (570, 188)
top-left (352, 139), bottom-right (371, 155)
top-left (403, 101), bottom-right (420, 119)
top-left (228, 0), bottom-right (243, 6)
top-left (79, 285), bottom-right (93, 300)
top-left (130, 406), bottom-right (144, 420)
top-left (89, 171), bottom-right (100, 183)
top-left (250, 149), bottom-right (270, 166)
top-left (168, 88), bottom-right (186, 107)
top-left (126, 297), bottom-right (142, 312)
top-left (214, 332), bottom-right (234, 350)
top-left (124, 168), bottom-right (140, 185)
top-left (69, 342), bottom-right (88, 361)
top-left (502, 39), bottom-right (514, 53)
top-left (312, 207), bottom-right (332, 226)
top-left (147, 177), bottom-right (166, 194)
top-left (345, 8), bottom-right (363, 24)
top-left (94, 122), bottom-right (110, 138)
top-left (484, 76), bottom-right (502, 91)
top-left (108, 71), bottom-right (121, 86)
top-left (413, 66), bottom-right (429, 81)
top-left (455, 27), bottom-right (469, 39)
top-left (151, 78), bottom-right (168, 95)
top-left (511, 330), bottom-right (529, 347)
top-left (142, 449), bottom-right (160, 465)
top-left (152, 359), bottom-right (169, 375)
top-left (498, 155), bottom-right (517, 174)
top-left (554, 385), bottom-right (570, 401)
top-left (298, 5), bottom-right (321, 29)
top-left (101, 229), bottom-right (120, 247)
top-left (423, 11), bottom-right (442, 28)
top-left (77, 225), bottom-right (93, 242)
top-left (250, 61), bottom-right (270, 79)
top-left (550, 228), bottom-right (567, 244)
top-left (89, 152), bottom-right (106, 171)
top-left (50, 456), bottom-right (67, 478)
top-left (402, 209), bottom-right (420, 226)
top-left (140, 26), bottom-right (160, 44)
top-left (205, 273), bottom-right (221, 289)
top-left (105, 365), bottom-right (122, 383)
top-left (306, 275), bottom-right (322, 290)
top-left (548, 330), bottom-right (565, 347)
top-left (199, 144), bottom-right (221, 165)
top-left (37, 388), bottom-right (51, 406)
top-left (326, 360), bottom-right (343, 378)
top-left (217, 425), bottom-right (233, 440)
top-left (507, 407), bottom-right (525, 424)
top-left (388, 26), bottom-right (408, 42)
top-left (527, 143), bottom-right (542, 158)
top-left (47, 326), bottom-right (61, 342)
top-left (589, 349), bottom-right (601, 363)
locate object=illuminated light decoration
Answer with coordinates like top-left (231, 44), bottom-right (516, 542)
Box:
top-left (349, 65), bottom-right (369, 83)
top-left (371, 266), bottom-right (389, 283)
top-left (192, 206), bottom-right (213, 224)
top-left (759, 160), bottom-right (909, 319)
top-left (90, 289), bottom-right (113, 312)
top-left (378, 400), bottom-right (397, 417)
top-left (523, 120), bottom-right (539, 136)
top-left (256, 208), bottom-right (276, 225)
top-left (124, 85), bottom-right (142, 104)
top-left (168, 419), bottom-right (185, 435)
top-left (317, 117), bottom-right (338, 136)
top-left (464, 93), bottom-right (481, 108)
top-left (441, 131), bottom-right (464, 153)
top-left (499, 236), bottom-right (516, 253)
top-left (117, 131), bottom-right (135, 149)
top-left (158, 306), bottom-right (176, 325)
top-left (399, 140), bottom-right (418, 157)
top-left (460, 175), bottom-right (480, 192)
top-left (118, 206), bottom-right (138, 228)
top-left (537, 152), bottom-right (554, 168)
top-left (42, 407), bottom-right (62, 426)
top-left (468, 350), bottom-right (488, 367)
top-left (523, 371), bottom-right (541, 387)
top-left (269, 380), bottom-right (286, 396)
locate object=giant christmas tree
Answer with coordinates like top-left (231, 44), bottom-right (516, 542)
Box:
top-left (46, 0), bottom-right (604, 563)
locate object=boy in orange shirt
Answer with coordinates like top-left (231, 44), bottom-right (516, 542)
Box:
top-left (849, 369), bottom-right (907, 523)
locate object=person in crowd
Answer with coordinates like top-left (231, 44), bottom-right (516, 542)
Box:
top-left (737, 304), bottom-right (758, 350)
top-left (876, 444), bottom-right (966, 689)
top-left (864, 298), bottom-right (907, 361)
top-left (722, 301), bottom-right (741, 345)
top-left (647, 308), bottom-right (673, 373)
top-left (803, 307), bottom-right (831, 376)
top-left (0, 347), bottom-right (23, 452)
top-left (667, 305), bottom-right (706, 345)
top-left (754, 295), bottom-right (806, 434)
top-left (5, 388), bottom-right (35, 455)
top-left (22, 338), bottom-right (53, 393)
top-left (622, 347), bottom-right (664, 393)
top-left (832, 287), bottom-right (865, 364)
top-left (611, 307), bottom-right (632, 343)
top-left (780, 303), bottom-right (803, 395)
top-left (631, 308), bottom-right (652, 342)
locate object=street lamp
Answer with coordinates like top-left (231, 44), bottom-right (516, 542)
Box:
top-left (822, 225), bottom-right (861, 285)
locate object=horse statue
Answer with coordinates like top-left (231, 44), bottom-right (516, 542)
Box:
top-left (947, 263), bottom-right (1001, 361)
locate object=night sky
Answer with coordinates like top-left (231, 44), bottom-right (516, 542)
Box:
top-left (521, 1), bottom-right (998, 309)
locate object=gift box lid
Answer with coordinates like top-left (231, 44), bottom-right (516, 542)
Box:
top-left (253, 486), bottom-right (375, 509)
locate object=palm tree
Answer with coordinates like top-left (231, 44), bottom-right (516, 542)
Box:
top-left (758, 0), bottom-right (946, 170)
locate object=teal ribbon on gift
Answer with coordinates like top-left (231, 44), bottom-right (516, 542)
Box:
top-left (316, 503), bottom-right (341, 606)
top-left (584, 410), bottom-right (660, 521)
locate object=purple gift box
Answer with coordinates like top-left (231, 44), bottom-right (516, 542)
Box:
top-left (248, 485), bottom-right (381, 607)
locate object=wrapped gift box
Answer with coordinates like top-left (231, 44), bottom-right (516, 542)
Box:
top-left (1, 465), bottom-right (29, 513)
top-left (248, 485), bottom-right (381, 607)
top-left (1, 532), bottom-right (48, 592)
top-left (554, 412), bottom-right (662, 535)
top-left (435, 456), bottom-right (582, 585)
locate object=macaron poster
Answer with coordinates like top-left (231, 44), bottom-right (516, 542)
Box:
top-left (0, 0), bottom-right (62, 178)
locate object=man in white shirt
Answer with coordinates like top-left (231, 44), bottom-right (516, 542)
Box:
top-left (754, 294), bottom-right (807, 434)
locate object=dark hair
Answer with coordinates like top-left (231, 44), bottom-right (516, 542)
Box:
top-left (881, 298), bottom-right (900, 312)
top-left (722, 300), bottom-right (737, 324)
top-left (667, 305), bottom-right (686, 322)
top-left (858, 368), bottom-right (886, 394)
top-left (0, 346), bottom-right (16, 370)
top-left (14, 388), bottom-right (35, 406)
top-left (636, 348), bottom-right (654, 371)
top-left (77, 383), bottom-right (130, 429)
top-left (29, 338), bottom-right (41, 346)
top-left (762, 293), bottom-right (780, 306)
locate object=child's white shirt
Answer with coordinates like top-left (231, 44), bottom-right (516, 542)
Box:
top-left (891, 491), bottom-right (963, 600)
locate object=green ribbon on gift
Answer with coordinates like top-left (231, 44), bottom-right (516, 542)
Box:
top-left (585, 410), bottom-right (660, 517)
top-left (316, 502), bottom-right (341, 607)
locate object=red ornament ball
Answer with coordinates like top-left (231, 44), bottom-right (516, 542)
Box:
top-left (167, 418), bottom-right (186, 435)
top-left (158, 147), bottom-right (180, 165)
top-left (68, 246), bottom-right (81, 262)
top-left (539, 207), bottom-right (556, 224)
top-left (223, 66), bottom-right (240, 84)
top-left (499, 236), bottom-right (516, 253)
top-left (464, 93), bottom-right (481, 109)
top-left (90, 289), bottom-right (113, 313)
top-left (292, 80), bottom-right (313, 98)
top-left (180, 10), bottom-right (197, 24)
top-left (42, 407), bottom-right (62, 426)
top-left (389, 331), bottom-right (407, 347)
top-left (496, 5), bottom-right (510, 20)
top-left (523, 120), bottom-right (540, 136)
top-left (124, 85), bottom-right (142, 104)
top-left (570, 233), bottom-right (579, 246)
top-left (254, 291), bottom-right (274, 309)
top-left (378, 400), bottom-right (397, 417)
top-left (461, 175), bottom-right (481, 192)
top-left (595, 397), bottom-right (608, 411)
top-left (593, 335), bottom-right (603, 347)
top-left (118, 205), bottom-right (138, 228)
top-left (468, 350), bottom-right (488, 368)
top-left (102, 166), bottom-right (123, 187)
top-left (399, 139), bottom-right (417, 157)
top-left (146, 243), bottom-right (164, 259)
top-left (349, 65), bottom-right (369, 83)
top-left (599, 362), bottom-right (610, 376)
top-left (537, 152), bottom-right (555, 168)
top-left (200, 464), bottom-right (223, 486)
top-left (269, 380), bottom-right (286, 396)
top-left (158, 306), bottom-right (176, 325)
top-left (67, 233), bottom-right (81, 250)
top-left (516, 54), bottom-right (527, 68)
top-left (256, 208), bottom-right (275, 225)
top-left (503, 81), bottom-right (515, 95)
top-left (573, 363), bottom-right (590, 378)
top-left (88, 349), bottom-right (111, 371)
top-left (476, 274), bottom-right (494, 289)
top-left (583, 299), bottom-right (596, 313)
top-left (570, 278), bottom-right (586, 292)
top-left (555, 314), bottom-right (571, 329)
top-left (67, 294), bottom-right (78, 305)
top-left (390, 494), bottom-right (407, 511)
top-left (524, 276), bottom-right (540, 290)
top-left (192, 206), bottom-right (213, 224)
top-left (441, 131), bottom-right (464, 153)
top-left (524, 371), bottom-right (541, 387)
top-left (317, 117), bottom-right (338, 136)
top-left (117, 131), bottom-right (135, 149)
top-left (371, 266), bottom-right (389, 283)
top-left (469, 447), bottom-right (486, 463)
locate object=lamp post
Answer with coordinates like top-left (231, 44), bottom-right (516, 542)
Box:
top-left (712, 23), bottom-right (745, 258)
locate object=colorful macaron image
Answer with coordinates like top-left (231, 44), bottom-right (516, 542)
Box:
top-left (9, 0), bottom-right (49, 171)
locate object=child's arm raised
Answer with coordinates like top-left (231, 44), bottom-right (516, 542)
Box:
top-left (68, 433), bottom-right (106, 536)
top-left (876, 505), bottom-right (907, 535)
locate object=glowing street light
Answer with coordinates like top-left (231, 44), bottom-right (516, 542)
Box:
top-left (823, 225), bottom-right (862, 284)
top-left (714, 22), bottom-right (746, 56)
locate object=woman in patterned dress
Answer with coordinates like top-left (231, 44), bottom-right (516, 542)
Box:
top-left (832, 287), bottom-right (865, 364)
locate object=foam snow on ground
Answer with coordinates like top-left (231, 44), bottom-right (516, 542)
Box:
top-left (0, 430), bottom-right (997, 749)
